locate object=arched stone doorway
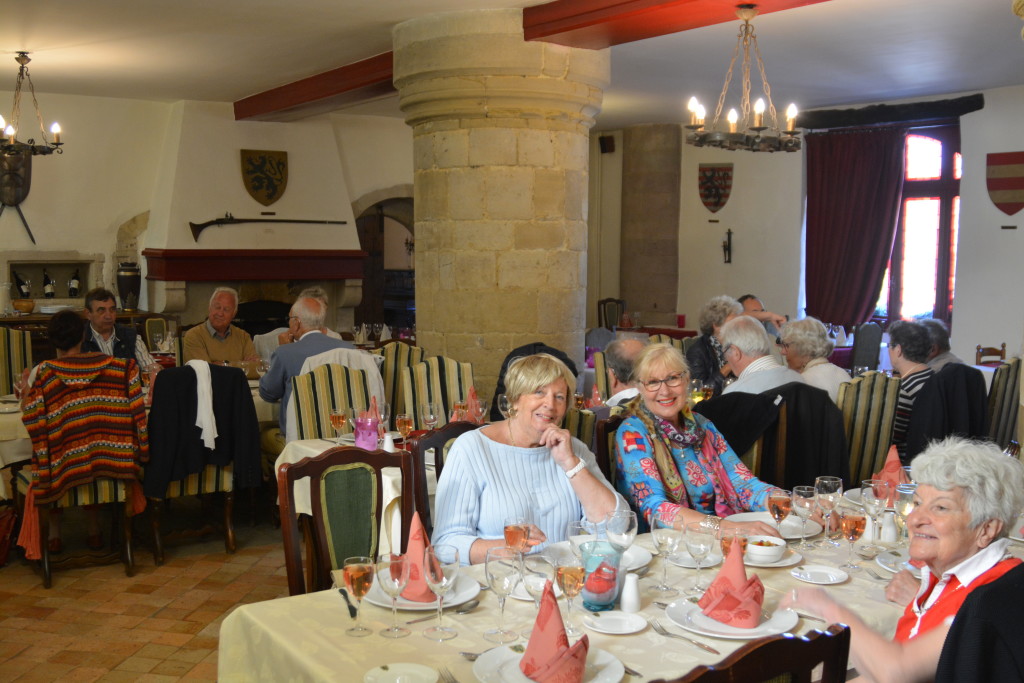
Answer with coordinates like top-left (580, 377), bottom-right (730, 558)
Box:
top-left (353, 191), bottom-right (414, 330)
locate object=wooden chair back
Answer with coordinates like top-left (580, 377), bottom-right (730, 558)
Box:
top-left (144, 317), bottom-right (167, 351)
top-left (595, 410), bottom-right (625, 486)
top-left (649, 334), bottom-right (685, 353)
top-left (597, 298), bottom-right (625, 330)
top-left (987, 357), bottom-right (1021, 449)
top-left (373, 342), bottom-right (425, 425)
top-left (290, 364), bottom-right (373, 441)
top-left (564, 407), bottom-right (597, 451)
top-left (837, 370), bottom-right (901, 484)
top-left (654, 624), bottom-right (851, 683)
top-left (400, 355), bottom-right (475, 430)
top-left (0, 326), bottom-right (32, 395)
top-left (976, 342), bottom-right (1006, 366)
top-left (277, 446), bottom-right (416, 596)
top-left (406, 421), bottom-right (482, 535)
top-left (850, 322), bottom-right (881, 371)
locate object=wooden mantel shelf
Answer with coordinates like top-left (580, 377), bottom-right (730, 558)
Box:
top-left (142, 249), bottom-right (366, 281)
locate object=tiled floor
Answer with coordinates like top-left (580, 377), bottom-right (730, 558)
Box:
top-left (0, 503), bottom-right (288, 682)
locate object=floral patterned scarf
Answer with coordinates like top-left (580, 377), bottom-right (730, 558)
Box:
top-left (628, 396), bottom-right (746, 518)
top-left (709, 335), bottom-right (727, 371)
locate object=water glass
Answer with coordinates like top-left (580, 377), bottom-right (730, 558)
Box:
top-left (605, 510), bottom-right (637, 552)
top-left (649, 518), bottom-right (681, 597)
top-left (520, 556), bottom-right (552, 636)
top-left (684, 522), bottom-right (715, 596)
top-left (814, 475), bottom-right (843, 547)
top-left (420, 402), bottom-right (440, 430)
top-left (484, 547), bottom-right (522, 643)
top-left (792, 486), bottom-right (817, 549)
top-left (860, 479), bottom-right (891, 551)
top-left (894, 484), bottom-right (918, 544)
top-left (496, 394), bottom-right (510, 419)
top-left (375, 553), bottom-right (411, 638)
top-left (566, 520), bottom-right (598, 558)
top-left (423, 544), bottom-right (460, 641)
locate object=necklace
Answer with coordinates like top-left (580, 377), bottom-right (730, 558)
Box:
top-left (508, 420), bottom-right (518, 447)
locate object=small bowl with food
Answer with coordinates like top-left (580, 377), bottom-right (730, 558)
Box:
top-left (744, 535), bottom-right (786, 564)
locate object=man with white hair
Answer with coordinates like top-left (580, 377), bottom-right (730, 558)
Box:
top-left (603, 338), bottom-right (646, 406)
top-left (258, 296), bottom-right (353, 437)
top-left (183, 286), bottom-right (258, 364)
top-left (720, 315), bottom-right (804, 395)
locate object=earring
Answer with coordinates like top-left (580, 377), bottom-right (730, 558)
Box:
top-left (507, 406), bottom-right (518, 418)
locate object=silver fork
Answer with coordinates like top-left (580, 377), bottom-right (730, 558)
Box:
top-left (438, 665), bottom-right (459, 683)
top-left (864, 567), bottom-right (888, 581)
top-left (649, 619), bottom-right (721, 654)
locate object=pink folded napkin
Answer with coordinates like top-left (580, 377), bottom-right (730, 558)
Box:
top-left (873, 446), bottom-right (911, 505)
top-left (520, 581), bottom-right (589, 683)
top-left (467, 386), bottom-right (481, 423)
top-left (585, 384), bottom-right (604, 409)
top-left (400, 512), bottom-right (436, 602)
top-left (697, 539), bottom-right (764, 628)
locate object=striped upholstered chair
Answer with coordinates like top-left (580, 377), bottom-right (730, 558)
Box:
top-left (986, 357), bottom-right (1021, 449)
top-left (400, 356), bottom-right (475, 430)
top-left (837, 370), bottom-right (900, 484)
top-left (0, 326), bottom-right (32, 395)
top-left (372, 341), bottom-right (424, 430)
top-left (289, 364), bottom-right (374, 441)
top-left (591, 351), bottom-right (610, 403)
top-left (564, 407), bottom-right (597, 453)
top-left (649, 334), bottom-right (685, 353)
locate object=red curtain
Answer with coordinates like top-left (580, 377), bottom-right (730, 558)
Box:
top-left (805, 127), bottom-right (906, 326)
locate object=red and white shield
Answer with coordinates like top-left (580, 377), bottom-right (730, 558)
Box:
top-left (698, 163), bottom-right (733, 213)
top-left (986, 152), bottom-right (1024, 216)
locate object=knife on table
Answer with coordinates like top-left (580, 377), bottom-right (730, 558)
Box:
top-left (338, 588), bottom-right (357, 619)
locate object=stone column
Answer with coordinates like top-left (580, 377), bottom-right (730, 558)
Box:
top-left (393, 9), bottom-right (608, 398)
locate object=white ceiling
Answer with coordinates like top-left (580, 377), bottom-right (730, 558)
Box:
top-left (3, 0), bottom-right (1023, 131)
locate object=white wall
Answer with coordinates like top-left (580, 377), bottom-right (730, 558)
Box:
top-left (331, 114), bottom-right (414, 205)
top-left (586, 132), bottom-right (623, 328)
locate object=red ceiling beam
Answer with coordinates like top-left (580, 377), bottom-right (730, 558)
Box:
top-left (234, 0), bottom-right (832, 121)
top-left (524, 0), bottom-right (833, 49)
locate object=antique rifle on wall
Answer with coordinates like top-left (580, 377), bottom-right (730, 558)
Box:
top-left (189, 212), bottom-right (347, 242)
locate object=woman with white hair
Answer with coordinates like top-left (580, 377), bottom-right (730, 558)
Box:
top-left (784, 437), bottom-right (1024, 683)
top-left (778, 317), bottom-right (851, 402)
top-left (686, 295), bottom-right (743, 398)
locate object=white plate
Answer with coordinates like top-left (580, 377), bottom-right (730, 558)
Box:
top-left (364, 663), bottom-right (438, 683)
top-left (725, 512), bottom-right (822, 540)
top-left (876, 549), bottom-right (923, 578)
top-left (790, 564), bottom-right (849, 585)
top-left (364, 574), bottom-right (480, 611)
top-left (745, 548), bottom-right (802, 568)
top-left (0, 402), bottom-right (19, 414)
top-left (844, 489), bottom-right (895, 511)
top-left (510, 581), bottom-right (562, 601)
top-left (248, 379), bottom-right (260, 388)
top-left (541, 542), bottom-right (652, 572)
top-left (472, 645), bottom-right (623, 683)
top-left (582, 610), bottom-right (647, 635)
top-left (664, 601), bottom-right (799, 640)
top-left (668, 550), bottom-right (723, 569)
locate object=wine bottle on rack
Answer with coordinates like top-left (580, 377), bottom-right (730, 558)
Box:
top-left (13, 271), bottom-right (30, 298)
top-left (68, 268), bottom-right (81, 298)
top-left (43, 269), bottom-right (56, 298)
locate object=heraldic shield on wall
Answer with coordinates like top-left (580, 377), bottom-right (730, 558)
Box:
top-left (241, 149), bottom-right (288, 206)
top-left (987, 152), bottom-right (1024, 216)
top-left (698, 163), bottom-right (733, 213)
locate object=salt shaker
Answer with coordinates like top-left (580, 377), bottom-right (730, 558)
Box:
top-left (619, 572), bottom-right (641, 613)
top-left (880, 512), bottom-right (898, 543)
top-left (381, 433), bottom-right (397, 452)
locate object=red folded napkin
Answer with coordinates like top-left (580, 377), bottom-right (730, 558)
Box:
top-left (400, 512), bottom-right (436, 602)
top-left (467, 386), bottom-right (480, 423)
top-left (520, 580), bottom-right (589, 683)
top-left (697, 539), bottom-right (764, 628)
top-left (586, 384), bottom-right (604, 409)
top-left (873, 446), bottom-right (911, 505)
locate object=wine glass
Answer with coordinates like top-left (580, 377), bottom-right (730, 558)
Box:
top-left (649, 517), bottom-right (681, 597)
top-left (839, 509), bottom-right (866, 571)
top-left (767, 488), bottom-right (792, 532)
top-left (574, 393), bottom-right (586, 410)
top-left (792, 486), bottom-right (817, 549)
top-left (894, 483), bottom-right (918, 545)
top-left (342, 556), bottom-right (375, 637)
top-left (684, 522), bottom-right (715, 597)
top-left (375, 553), bottom-right (411, 638)
top-left (256, 359), bottom-right (270, 377)
top-left (718, 529), bottom-right (749, 557)
top-left (497, 394), bottom-right (510, 419)
top-left (504, 516), bottom-right (532, 553)
top-left (521, 556), bottom-right (553, 636)
top-left (423, 544), bottom-right (460, 641)
top-left (420, 402), bottom-right (440, 430)
top-left (329, 408), bottom-right (348, 445)
top-left (688, 378), bottom-right (708, 406)
top-left (395, 412), bottom-right (413, 447)
top-left (814, 476), bottom-right (843, 547)
top-left (555, 556), bottom-right (585, 638)
top-left (151, 332), bottom-right (164, 352)
top-left (860, 479), bottom-right (891, 552)
top-left (377, 401), bottom-right (391, 438)
top-left (470, 398), bottom-right (488, 424)
top-left (605, 510), bottom-right (637, 553)
top-left (566, 520), bottom-right (598, 559)
top-left (484, 547), bottom-right (522, 644)
top-left (451, 395), bottom-right (468, 422)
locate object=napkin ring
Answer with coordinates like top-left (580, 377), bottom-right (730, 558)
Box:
top-left (699, 515), bottom-right (722, 533)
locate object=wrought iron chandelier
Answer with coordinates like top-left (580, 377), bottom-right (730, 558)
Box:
top-left (685, 4), bottom-right (800, 153)
top-left (0, 52), bottom-right (63, 156)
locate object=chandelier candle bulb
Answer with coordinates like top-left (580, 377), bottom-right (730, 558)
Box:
top-left (785, 103), bottom-right (797, 131)
top-left (50, 122), bottom-right (61, 144)
top-left (687, 96), bottom-right (700, 125)
top-left (727, 108), bottom-right (738, 133)
top-left (696, 104), bottom-right (706, 126)
top-left (753, 98), bottom-right (765, 128)
top-left (5, 125), bottom-right (14, 143)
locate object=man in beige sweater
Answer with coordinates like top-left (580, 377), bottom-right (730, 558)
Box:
top-left (182, 287), bottom-right (258, 364)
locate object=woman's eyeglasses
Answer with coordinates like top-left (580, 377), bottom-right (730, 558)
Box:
top-left (641, 373), bottom-right (686, 391)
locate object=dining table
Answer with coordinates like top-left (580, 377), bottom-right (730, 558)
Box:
top-left (217, 510), bottom-right (984, 682)
top-left (0, 404), bottom-right (30, 499)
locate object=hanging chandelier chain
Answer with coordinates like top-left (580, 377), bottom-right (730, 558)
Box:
top-left (751, 33), bottom-right (780, 129)
top-left (23, 67), bottom-right (51, 145)
top-left (740, 21), bottom-right (753, 125)
top-left (711, 23), bottom-right (745, 127)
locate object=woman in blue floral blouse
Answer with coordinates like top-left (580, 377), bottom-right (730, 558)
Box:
top-left (615, 343), bottom-right (780, 535)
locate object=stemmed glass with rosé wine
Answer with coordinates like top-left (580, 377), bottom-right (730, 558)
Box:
top-left (556, 555), bottom-right (585, 638)
top-left (342, 556), bottom-right (374, 637)
top-left (768, 488), bottom-right (792, 532)
top-left (329, 408), bottom-right (348, 445)
top-left (839, 509), bottom-right (867, 571)
top-left (395, 413), bottom-right (413, 448)
top-left (504, 516), bottom-right (532, 553)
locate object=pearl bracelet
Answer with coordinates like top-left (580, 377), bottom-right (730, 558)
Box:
top-left (564, 458), bottom-right (586, 480)
top-left (699, 515), bottom-right (722, 533)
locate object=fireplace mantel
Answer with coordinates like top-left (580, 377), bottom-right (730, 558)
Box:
top-left (142, 249), bottom-right (366, 281)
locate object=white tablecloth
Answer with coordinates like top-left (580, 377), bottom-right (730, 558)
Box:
top-left (275, 439), bottom-right (436, 555)
top-left (219, 530), bottom-right (925, 682)
top-left (0, 410), bottom-right (30, 499)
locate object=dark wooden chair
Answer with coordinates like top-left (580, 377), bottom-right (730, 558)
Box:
top-left (594, 411), bottom-right (625, 487)
top-left (405, 421), bottom-right (482, 535)
top-left (849, 322), bottom-right (881, 371)
top-left (276, 446), bottom-right (417, 596)
top-left (597, 298), bottom-right (626, 330)
top-left (986, 357), bottom-right (1020, 449)
top-left (976, 342), bottom-right (1006, 367)
top-left (652, 624), bottom-right (851, 683)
